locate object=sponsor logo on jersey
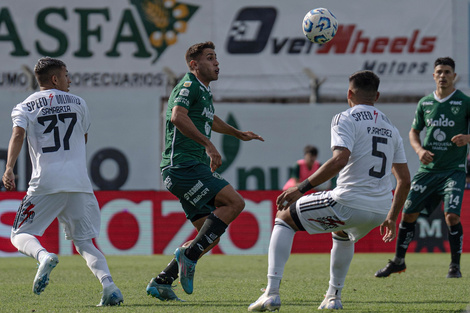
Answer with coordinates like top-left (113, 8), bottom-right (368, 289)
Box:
top-left (179, 88), bottom-right (190, 96)
top-left (426, 114), bottom-right (455, 127)
top-left (451, 107), bottom-right (460, 115)
top-left (351, 110), bottom-right (373, 121)
top-left (308, 215), bottom-right (345, 230)
top-left (432, 128), bottom-right (446, 142)
top-left (183, 81), bottom-right (192, 87)
top-left (422, 101), bottom-right (433, 106)
top-left (202, 107), bottom-right (214, 120)
top-left (450, 101), bottom-right (462, 105)
top-left (164, 176), bottom-right (172, 189)
top-left (212, 171), bottom-right (223, 180)
top-left (13, 201), bottom-right (36, 230)
top-left (411, 183), bottom-right (427, 193)
top-left (184, 180), bottom-right (203, 201)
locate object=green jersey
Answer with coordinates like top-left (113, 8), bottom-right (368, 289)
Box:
top-left (412, 89), bottom-right (470, 172)
top-left (161, 73), bottom-right (214, 170)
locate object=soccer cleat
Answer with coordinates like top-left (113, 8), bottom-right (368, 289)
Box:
top-left (33, 253), bottom-right (59, 295)
top-left (97, 284), bottom-right (124, 306)
top-left (318, 295), bottom-right (343, 310)
top-left (248, 292), bottom-right (281, 312)
top-left (146, 277), bottom-right (183, 301)
top-left (375, 260), bottom-right (406, 277)
top-left (174, 247), bottom-right (197, 294)
top-left (447, 264), bottom-right (462, 278)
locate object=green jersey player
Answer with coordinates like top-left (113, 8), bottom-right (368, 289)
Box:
top-left (147, 41), bottom-right (264, 301)
top-left (376, 57), bottom-right (470, 279)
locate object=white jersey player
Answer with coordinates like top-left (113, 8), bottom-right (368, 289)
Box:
top-left (248, 70), bottom-right (411, 311)
top-left (2, 57), bottom-right (123, 306)
top-left (12, 89), bottom-right (92, 195)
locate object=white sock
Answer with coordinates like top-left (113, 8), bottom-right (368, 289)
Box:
top-left (266, 218), bottom-right (296, 295)
top-left (11, 232), bottom-right (48, 262)
top-left (326, 234), bottom-right (354, 299)
top-left (73, 239), bottom-right (113, 288)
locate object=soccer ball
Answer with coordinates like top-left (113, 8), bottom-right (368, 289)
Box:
top-left (302, 8), bottom-right (338, 44)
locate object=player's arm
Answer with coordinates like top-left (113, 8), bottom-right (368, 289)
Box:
top-left (171, 105), bottom-right (221, 171)
top-left (451, 134), bottom-right (470, 147)
top-left (212, 115), bottom-right (264, 142)
top-left (409, 128), bottom-right (434, 165)
top-left (277, 146), bottom-right (349, 210)
top-left (2, 126), bottom-right (25, 191)
top-left (380, 163), bottom-right (411, 242)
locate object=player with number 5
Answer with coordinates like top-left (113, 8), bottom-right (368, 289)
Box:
top-left (248, 70), bottom-right (410, 311)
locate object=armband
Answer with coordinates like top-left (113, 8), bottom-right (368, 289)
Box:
top-left (298, 179), bottom-right (314, 194)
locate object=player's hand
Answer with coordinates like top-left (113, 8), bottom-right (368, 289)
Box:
top-left (276, 187), bottom-right (303, 211)
top-left (451, 134), bottom-right (470, 147)
top-left (2, 169), bottom-right (16, 191)
top-left (417, 148), bottom-right (434, 165)
top-left (379, 219), bottom-right (396, 243)
top-left (206, 144), bottom-right (222, 172)
top-left (237, 131), bottom-right (264, 142)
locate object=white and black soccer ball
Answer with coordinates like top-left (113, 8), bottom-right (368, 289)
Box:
top-left (302, 8), bottom-right (338, 44)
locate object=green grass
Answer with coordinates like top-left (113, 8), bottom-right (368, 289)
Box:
top-left (0, 253), bottom-right (469, 312)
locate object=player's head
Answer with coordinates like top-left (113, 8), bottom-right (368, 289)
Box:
top-left (434, 57), bottom-right (455, 71)
top-left (433, 57), bottom-right (456, 90)
top-left (303, 145), bottom-right (318, 165)
top-left (304, 145), bottom-right (318, 157)
top-left (34, 57), bottom-right (71, 92)
top-left (348, 70), bottom-right (380, 106)
top-left (185, 41), bottom-right (219, 86)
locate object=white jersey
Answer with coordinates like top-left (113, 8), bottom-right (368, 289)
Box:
top-left (11, 89), bottom-right (93, 195)
top-left (330, 104), bottom-right (407, 214)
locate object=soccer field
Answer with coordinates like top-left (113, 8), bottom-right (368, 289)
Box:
top-left (1, 253), bottom-right (468, 312)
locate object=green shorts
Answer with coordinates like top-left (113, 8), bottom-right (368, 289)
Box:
top-left (403, 170), bottom-right (466, 216)
top-left (161, 161), bottom-right (229, 221)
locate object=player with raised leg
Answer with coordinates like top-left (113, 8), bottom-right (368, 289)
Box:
top-left (145, 41), bottom-right (264, 301)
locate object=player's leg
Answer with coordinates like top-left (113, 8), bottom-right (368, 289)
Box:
top-left (175, 185), bottom-right (243, 294)
top-left (61, 193), bottom-right (123, 306)
top-left (149, 216), bottom-right (221, 300)
top-left (376, 172), bottom-right (436, 277)
top-left (318, 231), bottom-right (351, 310)
top-left (319, 204), bottom-right (386, 310)
top-left (445, 212), bottom-right (463, 278)
top-left (442, 171), bottom-right (465, 278)
top-left (248, 207), bottom-right (299, 312)
top-left (10, 194), bottom-right (62, 295)
top-left (184, 184), bottom-right (244, 261)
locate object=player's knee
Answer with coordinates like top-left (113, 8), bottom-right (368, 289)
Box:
top-left (445, 213), bottom-right (460, 226)
top-left (232, 195), bottom-right (245, 214)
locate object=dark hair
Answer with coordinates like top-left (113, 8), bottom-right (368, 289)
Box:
top-left (304, 145), bottom-right (318, 156)
top-left (185, 41), bottom-right (215, 66)
top-left (349, 70), bottom-right (380, 94)
top-left (34, 57), bottom-right (66, 86)
top-left (434, 57), bottom-right (455, 71)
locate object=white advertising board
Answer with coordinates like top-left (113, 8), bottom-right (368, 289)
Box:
top-left (0, 0), bottom-right (468, 190)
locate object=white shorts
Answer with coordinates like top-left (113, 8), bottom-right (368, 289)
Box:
top-left (292, 191), bottom-right (387, 242)
top-left (11, 192), bottom-right (101, 241)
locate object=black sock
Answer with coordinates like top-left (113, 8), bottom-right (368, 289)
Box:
top-left (395, 221), bottom-right (416, 260)
top-left (448, 222), bottom-right (463, 265)
top-left (155, 259), bottom-right (178, 285)
top-left (185, 213), bottom-right (228, 261)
